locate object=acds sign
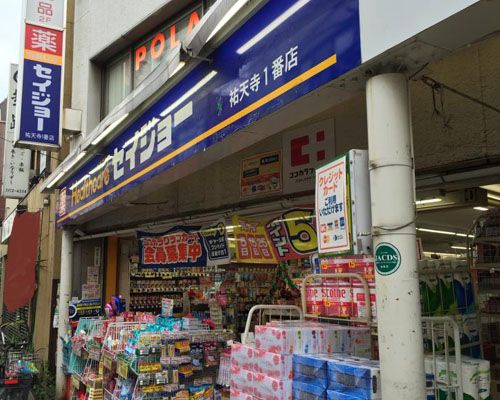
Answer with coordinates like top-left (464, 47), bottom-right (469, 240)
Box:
top-left (375, 243), bottom-right (401, 276)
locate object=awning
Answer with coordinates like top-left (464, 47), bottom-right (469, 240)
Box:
top-left (3, 211), bottom-right (41, 312)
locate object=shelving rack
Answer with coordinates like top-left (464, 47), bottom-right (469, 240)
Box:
top-left (470, 210), bottom-right (500, 380)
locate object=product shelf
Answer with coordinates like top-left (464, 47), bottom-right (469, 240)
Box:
top-left (472, 264), bottom-right (500, 271)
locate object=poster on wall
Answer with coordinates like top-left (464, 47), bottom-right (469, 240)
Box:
top-left (240, 150), bottom-right (282, 198)
top-left (82, 283), bottom-right (101, 300)
top-left (138, 219), bottom-right (230, 268)
top-left (315, 153), bottom-right (352, 254)
top-left (282, 119), bottom-right (335, 194)
top-left (232, 207), bottom-right (317, 263)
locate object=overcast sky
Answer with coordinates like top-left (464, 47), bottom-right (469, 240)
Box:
top-left (0, 0), bottom-right (23, 101)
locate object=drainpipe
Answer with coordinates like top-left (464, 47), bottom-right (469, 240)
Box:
top-left (56, 228), bottom-right (73, 399)
top-left (366, 73), bottom-right (425, 399)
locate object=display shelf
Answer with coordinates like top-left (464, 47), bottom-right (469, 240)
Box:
top-left (470, 210), bottom-right (500, 373)
top-left (130, 289), bottom-right (184, 294)
top-left (418, 267), bottom-right (470, 276)
top-left (472, 263), bottom-right (500, 271)
top-left (477, 288), bottom-right (500, 295)
top-left (473, 236), bottom-right (500, 243)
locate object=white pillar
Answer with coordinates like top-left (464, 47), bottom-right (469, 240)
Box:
top-left (366, 73), bottom-right (425, 399)
top-left (56, 228), bottom-right (73, 399)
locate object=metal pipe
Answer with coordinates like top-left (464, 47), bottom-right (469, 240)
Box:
top-left (366, 73), bottom-right (425, 399)
top-left (56, 228), bottom-right (74, 399)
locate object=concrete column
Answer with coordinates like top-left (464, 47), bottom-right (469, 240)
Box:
top-left (56, 228), bottom-right (73, 399)
top-left (366, 73), bottom-right (425, 399)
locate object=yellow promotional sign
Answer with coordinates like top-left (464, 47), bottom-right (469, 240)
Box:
top-left (232, 208), bottom-right (317, 263)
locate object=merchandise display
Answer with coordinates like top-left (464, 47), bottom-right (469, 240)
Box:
top-left (230, 321), bottom-right (372, 400)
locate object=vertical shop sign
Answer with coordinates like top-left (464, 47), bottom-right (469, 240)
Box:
top-left (282, 119), bottom-right (335, 194)
top-left (138, 220), bottom-right (230, 268)
top-left (315, 153), bottom-right (351, 254)
top-left (2, 64), bottom-right (31, 198)
top-left (15, 0), bottom-right (65, 149)
top-left (240, 150), bottom-right (282, 199)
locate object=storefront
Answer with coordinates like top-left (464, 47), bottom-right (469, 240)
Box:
top-left (39, 0), bottom-right (500, 398)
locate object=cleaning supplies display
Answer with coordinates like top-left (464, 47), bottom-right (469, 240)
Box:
top-left (291, 353), bottom-right (381, 400)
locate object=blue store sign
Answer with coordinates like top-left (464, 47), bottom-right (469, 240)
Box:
top-left (56, 0), bottom-right (361, 226)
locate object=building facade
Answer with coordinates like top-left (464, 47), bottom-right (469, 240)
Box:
top-left (29, 0), bottom-right (500, 398)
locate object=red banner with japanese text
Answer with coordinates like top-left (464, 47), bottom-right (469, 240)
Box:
top-left (232, 207), bottom-right (317, 263)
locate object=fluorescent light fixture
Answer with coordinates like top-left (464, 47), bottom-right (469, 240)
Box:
top-left (474, 206), bottom-right (489, 211)
top-left (70, 174), bottom-right (89, 190)
top-left (171, 61), bottom-right (185, 77)
top-left (47, 170), bottom-right (66, 189)
top-left (417, 227), bottom-right (457, 236)
top-left (487, 193), bottom-right (500, 202)
top-left (236, 0), bottom-right (310, 54)
top-left (451, 245), bottom-right (467, 250)
top-left (207, 0), bottom-right (248, 42)
top-left (91, 113), bottom-right (129, 146)
top-left (160, 71), bottom-right (217, 117)
top-left (89, 156), bottom-right (112, 175)
top-left (417, 227), bottom-right (472, 238)
top-left (47, 151), bottom-right (88, 189)
top-left (423, 251), bottom-right (465, 257)
top-left (415, 198), bottom-right (442, 206)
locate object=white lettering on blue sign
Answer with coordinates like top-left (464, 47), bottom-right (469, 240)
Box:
top-left (31, 63), bottom-right (53, 131)
top-left (229, 45), bottom-right (299, 109)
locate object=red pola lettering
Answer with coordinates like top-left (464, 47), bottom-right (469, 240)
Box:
top-left (134, 10), bottom-right (201, 72)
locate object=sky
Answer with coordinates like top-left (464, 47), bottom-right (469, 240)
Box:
top-left (0, 0), bottom-right (23, 101)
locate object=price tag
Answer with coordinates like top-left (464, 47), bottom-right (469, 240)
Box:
top-left (71, 375), bottom-right (80, 389)
top-left (117, 359), bottom-right (129, 379)
top-left (103, 352), bottom-right (113, 370)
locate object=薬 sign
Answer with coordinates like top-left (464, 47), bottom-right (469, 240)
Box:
top-left (15, 0), bottom-right (65, 150)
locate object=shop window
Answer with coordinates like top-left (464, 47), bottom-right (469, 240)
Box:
top-left (103, 52), bottom-right (132, 117)
top-left (133, 5), bottom-right (202, 87)
top-left (100, 1), bottom-right (217, 119)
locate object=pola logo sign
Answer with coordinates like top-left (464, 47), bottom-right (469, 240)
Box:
top-left (375, 242), bottom-right (401, 275)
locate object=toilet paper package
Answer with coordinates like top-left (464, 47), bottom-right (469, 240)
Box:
top-left (462, 356), bottom-right (490, 400)
top-left (293, 380), bottom-right (326, 400)
top-left (257, 322), bottom-right (371, 356)
top-left (435, 356), bottom-right (479, 400)
top-left (253, 348), bottom-right (293, 380)
top-left (327, 358), bottom-right (381, 399)
top-left (252, 372), bottom-right (292, 400)
top-left (293, 354), bottom-right (328, 388)
top-left (327, 389), bottom-right (371, 400)
top-left (230, 387), bottom-right (254, 400)
top-left (231, 343), bottom-right (255, 371)
top-left (255, 325), bottom-right (298, 354)
top-left (230, 365), bottom-right (254, 396)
